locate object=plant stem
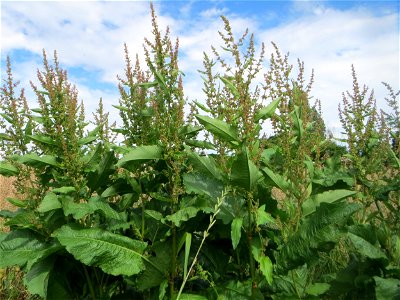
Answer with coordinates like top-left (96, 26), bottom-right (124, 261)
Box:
top-left (83, 265), bottom-right (96, 300)
top-left (247, 193), bottom-right (256, 299)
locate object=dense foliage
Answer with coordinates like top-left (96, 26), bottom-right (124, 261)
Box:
top-left (1, 6), bottom-right (399, 299)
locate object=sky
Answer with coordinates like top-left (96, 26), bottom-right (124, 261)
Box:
top-left (1, 0), bottom-right (399, 138)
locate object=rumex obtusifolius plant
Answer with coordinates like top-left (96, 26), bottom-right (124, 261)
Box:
top-left (0, 5), bottom-right (399, 300)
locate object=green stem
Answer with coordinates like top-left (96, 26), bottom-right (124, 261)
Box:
top-left (247, 193), bottom-right (256, 299)
top-left (141, 202), bottom-right (145, 239)
top-left (83, 265), bottom-right (96, 300)
top-left (170, 225), bottom-right (177, 299)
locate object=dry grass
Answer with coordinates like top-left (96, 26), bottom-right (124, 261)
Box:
top-left (0, 176), bottom-right (18, 211)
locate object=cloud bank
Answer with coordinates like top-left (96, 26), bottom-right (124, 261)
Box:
top-left (1, 1), bottom-right (398, 136)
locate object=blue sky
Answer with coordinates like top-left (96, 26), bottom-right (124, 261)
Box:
top-left (1, 0), bottom-right (399, 136)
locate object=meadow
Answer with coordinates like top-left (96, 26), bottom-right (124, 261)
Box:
top-left (0, 6), bottom-right (399, 300)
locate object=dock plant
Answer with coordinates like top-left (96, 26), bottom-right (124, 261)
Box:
top-left (0, 5), bottom-right (399, 300)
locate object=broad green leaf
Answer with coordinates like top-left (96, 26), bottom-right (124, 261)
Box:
top-left (251, 236), bottom-right (263, 262)
top-left (348, 232), bottom-right (387, 260)
top-left (117, 145), bottom-right (162, 168)
top-left (145, 210), bottom-right (163, 221)
top-left (291, 105), bottom-right (304, 140)
top-left (374, 276), bottom-right (400, 300)
top-left (101, 181), bottom-right (133, 198)
top-left (14, 153), bottom-right (59, 168)
top-left (255, 98), bottom-right (281, 122)
top-left (88, 197), bottom-right (120, 220)
top-left (231, 149), bottom-right (262, 191)
top-left (256, 205), bottom-right (275, 226)
top-left (136, 241), bottom-right (171, 291)
top-left (77, 136), bottom-right (97, 146)
top-left (138, 81), bottom-right (158, 88)
top-left (231, 217), bottom-right (243, 250)
top-left (302, 189), bottom-right (356, 217)
top-left (262, 167), bottom-right (290, 191)
top-left (193, 100), bottom-right (212, 113)
top-left (0, 133), bottom-right (11, 141)
top-left (259, 256), bottom-right (273, 285)
top-left (88, 150), bottom-right (116, 191)
top-left (188, 151), bottom-right (222, 180)
top-left (0, 162), bottom-right (19, 176)
top-left (37, 192), bottom-right (61, 213)
top-left (112, 105), bottom-right (129, 112)
top-left (5, 211), bottom-right (38, 229)
top-left (159, 280), bottom-right (168, 300)
top-left (185, 139), bottom-right (215, 150)
top-left (164, 207), bottom-right (200, 227)
top-left (179, 124), bottom-right (202, 138)
top-left (28, 134), bottom-right (56, 146)
top-left (183, 172), bottom-right (224, 199)
top-left (52, 186), bottom-right (76, 194)
top-left (6, 198), bottom-right (27, 208)
top-left (61, 196), bottom-right (94, 219)
top-left (178, 294), bottom-right (207, 300)
top-left (24, 256), bottom-right (55, 298)
top-left (306, 283), bottom-right (331, 296)
top-left (184, 232), bottom-right (192, 279)
top-left (195, 115), bottom-right (239, 143)
top-left (0, 230), bottom-right (61, 269)
top-left (220, 76), bottom-right (240, 99)
top-left (53, 224), bottom-right (147, 276)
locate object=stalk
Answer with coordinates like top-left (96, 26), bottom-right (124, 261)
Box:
top-left (176, 188), bottom-right (227, 300)
top-left (83, 265), bottom-right (96, 300)
top-left (247, 199), bottom-right (256, 299)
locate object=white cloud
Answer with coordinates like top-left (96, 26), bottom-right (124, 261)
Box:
top-left (1, 1), bottom-right (398, 137)
top-left (258, 5), bottom-right (399, 130)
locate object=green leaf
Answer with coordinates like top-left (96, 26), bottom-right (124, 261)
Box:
top-left (61, 196), bottom-right (94, 219)
top-left (183, 172), bottom-right (224, 200)
top-left (193, 100), bottom-right (212, 113)
top-left (52, 186), bottom-right (76, 194)
top-left (13, 153), bottom-right (59, 168)
top-left (179, 294), bottom-right (208, 300)
top-left (259, 256), bottom-right (273, 285)
top-left (291, 105), bottom-right (304, 139)
top-left (374, 276), bottom-right (400, 300)
top-left (5, 211), bottom-right (38, 229)
top-left (256, 205), bottom-right (275, 226)
top-left (255, 98), bottom-right (281, 122)
top-left (0, 230), bottom-right (61, 269)
top-left (195, 115), bottom-right (239, 143)
top-left (88, 150), bottom-right (116, 191)
top-left (136, 241), bottom-right (171, 291)
top-left (77, 136), bottom-right (97, 146)
top-left (185, 139), bottom-right (215, 150)
top-left (37, 192), bottom-right (61, 213)
top-left (164, 207), bottom-right (200, 227)
top-left (6, 198), bottom-right (27, 208)
top-left (0, 162), bottom-right (19, 176)
top-left (28, 134), bottom-right (56, 146)
top-left (262, 167), bottom-right (290, 191)
top-left (117, 145), bottom-right (162, 168)
top-left (231, 148), bottom-right (262, 191)
top-left (302, 189), bottom-right (356, 217)
top-left (112, 105), bottom-right (129, 112)
top-left (188, 151), bottom-right (222, 180)
top-left (184, 232), bottom-right (192, 280)
top-left (306, 283), bottom-right (331, 296)
top-left (138, 81), bottom-right (158, 88)
top-left (231, 217), bottom-right (243, 250)
top-left (220, 76), bottom-right (240, 99)
top-left (53, 224), bottom-right (147, 276)
top-left (88, 197), bottom-right (120, 220)
top-left (348, 232), bottom-right (387, 260)
top-left (24, 256), bottom-right (55, 298)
